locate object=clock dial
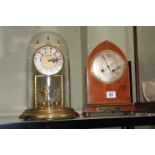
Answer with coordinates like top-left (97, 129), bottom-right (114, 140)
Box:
top-left (34, 46), bottom-right (64, 75)
top-left (91, 50), bottom-right (126, 83)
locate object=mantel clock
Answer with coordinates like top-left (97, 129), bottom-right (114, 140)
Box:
top-left (83, 41), bottom-right (134, 116)
top-left (20, 31), bottom-right (79, 120)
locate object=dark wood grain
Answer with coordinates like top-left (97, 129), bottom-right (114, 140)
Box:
top-left (133, 26), bottom-right (140, 102)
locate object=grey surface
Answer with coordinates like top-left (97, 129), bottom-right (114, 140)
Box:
top-left (0, 113), bottom-right (155, 124)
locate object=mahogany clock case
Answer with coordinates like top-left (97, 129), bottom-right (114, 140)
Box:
top-left (84, 40), bottom-right (134, 114)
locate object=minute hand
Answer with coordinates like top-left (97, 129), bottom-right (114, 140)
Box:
top-left (102, 55), bottom-right (112, 73)
top-left (48, 58), bottom-right (61, 63)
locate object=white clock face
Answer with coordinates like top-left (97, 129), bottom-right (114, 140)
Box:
top-left (91, 50), bottom-right (126, 83)
top-left (33, 46), bottom-right (64, 75)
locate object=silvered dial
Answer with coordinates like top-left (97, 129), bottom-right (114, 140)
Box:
top-left (34, 46), bottom-right (63, 75)
top-left (91, 50), bottom-right (126, 83)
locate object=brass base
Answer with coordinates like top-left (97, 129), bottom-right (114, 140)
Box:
top-left (19, 107), bottom-right (79, 120)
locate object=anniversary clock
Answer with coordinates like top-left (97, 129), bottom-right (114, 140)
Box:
top-left (83, 41), bottom-right (134, 116)
top-left (20, 31), bottom-right (79, 120)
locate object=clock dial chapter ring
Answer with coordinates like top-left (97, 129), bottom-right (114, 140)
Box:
top-left (33, 45), bottom-right (64, 75)
top-left (91, 50), bottom-right (126, 84)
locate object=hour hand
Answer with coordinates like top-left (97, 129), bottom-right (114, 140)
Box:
top-left (48, 58), bottom-right (60, 63)
top-left (48, 58), bottom-right (57, 63)
top-left (112, 69), bottom-right (116, 73)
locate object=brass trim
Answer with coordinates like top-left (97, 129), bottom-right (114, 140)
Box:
top-left (34, 74), bottom-right (64, 107)
top-left (19, 73), bottom-right (76, 120)
top-left (96, 106), bottom-right (121, 113)
top-left (19, 107), bottom-right (79, 120)
top-left (33, 45), bottom-right (64, 76)
top-left (19, 74), bottom-right (79, 120)
top-left (45, 35), bottom-right (51, 45)
top-left (34, 75), bottom-right (37, 108)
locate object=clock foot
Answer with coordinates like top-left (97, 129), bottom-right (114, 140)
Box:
top-left (124, 112), bottom-right (131, 115)
top-left (83, 112), bottom-right (91, 117)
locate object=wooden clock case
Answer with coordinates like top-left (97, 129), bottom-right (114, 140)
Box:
top-left (83, 41), bottom-right (135, 116)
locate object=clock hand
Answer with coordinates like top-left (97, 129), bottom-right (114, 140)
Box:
top-left (48, 58), bottom-right (55, 63)
top-left (112, 65), bottom-right (121, 73)
top-left (54, 58), bottom-right (61, 61)
top-left (112, 69), bottom-right (116, 73)
top-left (48, 58), bottom-right (61, 63)
top-left (102, 55), bottom-right (112, 73)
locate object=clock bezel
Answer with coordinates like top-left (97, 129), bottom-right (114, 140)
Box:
top-left (90, 49), bottom-right (126, 84)
top-left (33, 45), bottom-right (64, 76)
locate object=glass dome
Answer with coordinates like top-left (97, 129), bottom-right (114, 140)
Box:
top-left (20, 31), bottom-right (79, 120)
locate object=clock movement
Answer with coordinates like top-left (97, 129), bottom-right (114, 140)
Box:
top-left (83, 40), bottom-right (135, 116)
top-left (20, 31), bottom-right (79, 120)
